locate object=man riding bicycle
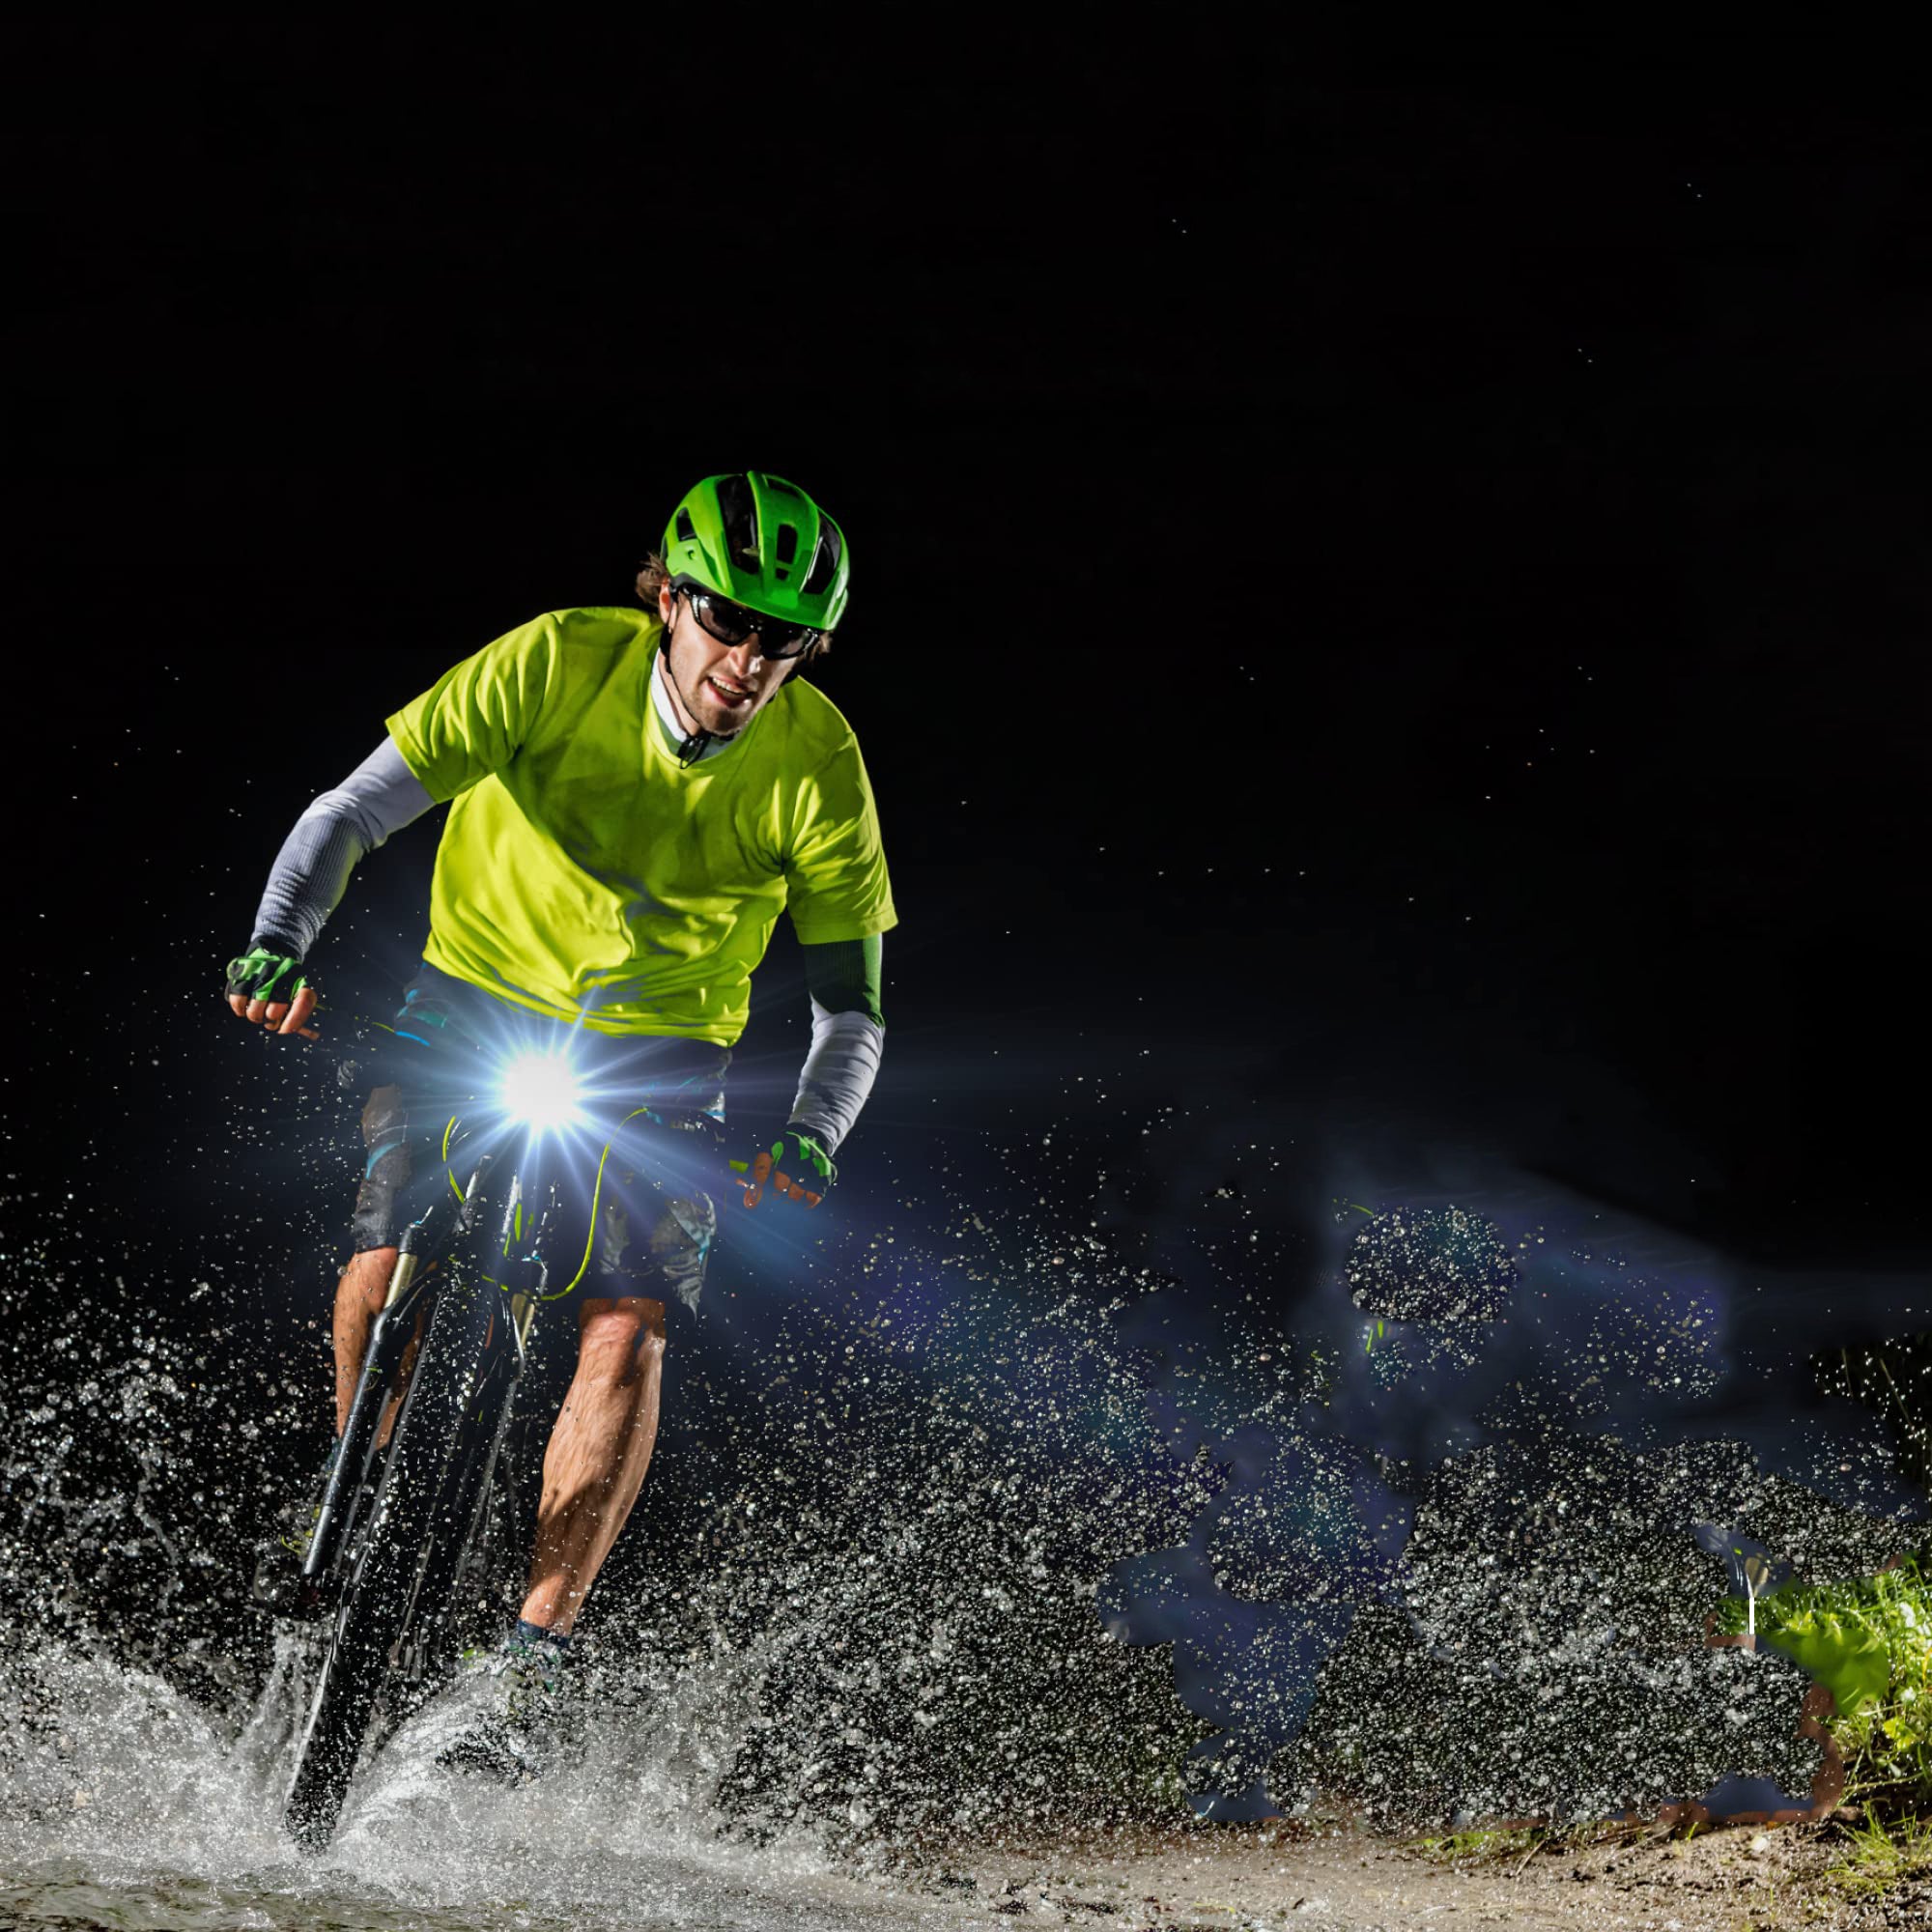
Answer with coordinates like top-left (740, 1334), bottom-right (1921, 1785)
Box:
top-left (224, 472), bottom-right (893, 1774)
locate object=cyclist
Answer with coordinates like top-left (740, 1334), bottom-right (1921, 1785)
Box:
top-left (225, 472), bottom-right (893, 1773)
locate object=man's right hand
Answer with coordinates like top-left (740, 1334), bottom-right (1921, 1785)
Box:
top-left (225, 943), bottom-right (321, 1038)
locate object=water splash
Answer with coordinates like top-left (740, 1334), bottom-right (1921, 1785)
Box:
top-left (5, 1092), bottom-right (1930, 1916)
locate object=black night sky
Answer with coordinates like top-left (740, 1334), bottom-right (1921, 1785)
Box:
top-left (11, 33), bottom-right (1925, 1262)
top-left (4, 26), bottom-right (1931, 1824)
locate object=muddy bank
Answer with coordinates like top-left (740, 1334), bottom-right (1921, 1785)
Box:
top-left (895, 1815), bottom-right (1920, 1930)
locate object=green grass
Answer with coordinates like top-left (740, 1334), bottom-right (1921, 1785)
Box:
top-left (1410, 1826), bottom-right (1537, 1864)
top-left (1826, 1807), bottom-right (1932, 1900)
top-left (1713, 1552), bottom-right (1932, 1806)
top-left (1409, 1820), bottom-right (1642, 1867)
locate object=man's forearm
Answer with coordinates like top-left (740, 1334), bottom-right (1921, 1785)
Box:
top-left (789, 1005), bottom-right (884, 1153)
top-left (252, 737), bottom-right (434, 955)
top-left (792, 934), bottom-right (886, 1152)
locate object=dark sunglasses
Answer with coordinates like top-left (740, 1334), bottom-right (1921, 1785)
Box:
top-left (670, 576), bottom-right (825, 660)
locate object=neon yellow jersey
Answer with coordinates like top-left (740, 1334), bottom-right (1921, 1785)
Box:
top-left (384, 607), bottom-right (896, 1042)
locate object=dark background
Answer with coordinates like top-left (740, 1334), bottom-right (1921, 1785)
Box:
top-left (4, 25), bottom-right (1931, 1828)
top-left (7, 28), bottom-right (1925, 1266)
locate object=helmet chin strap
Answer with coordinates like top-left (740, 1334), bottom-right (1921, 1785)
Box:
top-left (661, 615), bottom-right (743, 768)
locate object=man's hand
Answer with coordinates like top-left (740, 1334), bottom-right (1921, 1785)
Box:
top-left (225, 944), bottom-right (320, 1039)
top-left (736, 1125), bottom-right (836, 1209)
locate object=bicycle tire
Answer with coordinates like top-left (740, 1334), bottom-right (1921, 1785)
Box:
top-left (283, 1257), bottom-right (502, 1850)
top-left (405, 1314), bottom-right (526, 1673)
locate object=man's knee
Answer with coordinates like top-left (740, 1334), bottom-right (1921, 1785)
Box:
top-left (340, 1245), bottom-right (399, 1307)
top-left (577, 1295), bottom-right (667, 1384)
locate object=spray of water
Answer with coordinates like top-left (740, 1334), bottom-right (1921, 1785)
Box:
top-left (4, 1102), bottom-right (1928, 1922)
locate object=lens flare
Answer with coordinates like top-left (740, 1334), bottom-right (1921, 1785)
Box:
top-left (499, 1050), bottom-right (582, 1132)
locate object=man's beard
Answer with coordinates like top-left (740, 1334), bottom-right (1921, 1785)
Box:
top-left (668, 637), bottom-right (747, 739)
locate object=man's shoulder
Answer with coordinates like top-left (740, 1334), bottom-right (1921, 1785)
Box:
top-left (769, 675), bottom-right (863, 760)
top-left (497, 609), bottom-right (659, 709)
top-left (540, 606), bottom-right (660, 654)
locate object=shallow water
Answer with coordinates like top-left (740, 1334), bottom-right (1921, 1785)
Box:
top-left (0, 1637), bottom-right (980, 1931)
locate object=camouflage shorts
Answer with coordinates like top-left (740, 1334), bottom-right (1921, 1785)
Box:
top-left (349, 962), bottom-right (729, 1316)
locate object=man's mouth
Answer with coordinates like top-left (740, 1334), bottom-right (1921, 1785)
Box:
top-left (706, 673), bottom-right (753, 706)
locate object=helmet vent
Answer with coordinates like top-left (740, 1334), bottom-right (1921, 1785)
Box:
top-left (674, 508), bottom-right (696, 546)
top-left (774, 524), bottom-right (799, 571)
top-left (717, 473), bottom-right (759, 570)
top-left (802, 517), bottom-right (843, 598)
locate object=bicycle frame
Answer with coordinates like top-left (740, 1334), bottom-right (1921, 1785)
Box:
top-left (302, 1021), bottom-right (655, 1619)
top-left (301, 1122), bottom-right (564, 1669)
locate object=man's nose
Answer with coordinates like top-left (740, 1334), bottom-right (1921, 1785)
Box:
top-left (724, 638), bottom-right (765, 675)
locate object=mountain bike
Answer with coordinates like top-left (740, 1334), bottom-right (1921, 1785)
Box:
top-left (275, 1036), bottom-right (649, 1850)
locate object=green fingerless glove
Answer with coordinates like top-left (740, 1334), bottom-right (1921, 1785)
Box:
top-left (225, 943), bottom-right (311, 1005)
top-left (741, 1125), bottom-right (838, 1207)
top-left (772, 1124), bottom-right (837, 1193)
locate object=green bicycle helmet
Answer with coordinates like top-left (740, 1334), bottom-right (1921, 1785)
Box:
top-left (662, 472), bottom-right (850, 631)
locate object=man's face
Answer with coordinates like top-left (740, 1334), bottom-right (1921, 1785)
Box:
top-left (657, 582), bottom-right (800, 735)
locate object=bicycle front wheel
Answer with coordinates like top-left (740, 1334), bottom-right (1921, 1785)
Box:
top-left (283, 1261), bottom-right (505, 1850)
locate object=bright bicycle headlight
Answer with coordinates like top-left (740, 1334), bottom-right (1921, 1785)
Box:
top-left (499, 1051), bottom-right (583, 1133)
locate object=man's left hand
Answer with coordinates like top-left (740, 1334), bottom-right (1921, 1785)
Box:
top-left (737, 1126), bottom-right (836, 1209)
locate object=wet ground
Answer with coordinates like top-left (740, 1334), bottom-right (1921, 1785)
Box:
top-left (3, 1811), bottom-right (1915, 1931)
top-left (888, 1816), bottom-right (1922, 1930)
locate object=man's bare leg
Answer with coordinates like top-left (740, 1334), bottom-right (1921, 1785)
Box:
top-left (333, 1246), bottom-right (397, 1435)
top-left (519, 1295), bottom-right (667, 1635)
